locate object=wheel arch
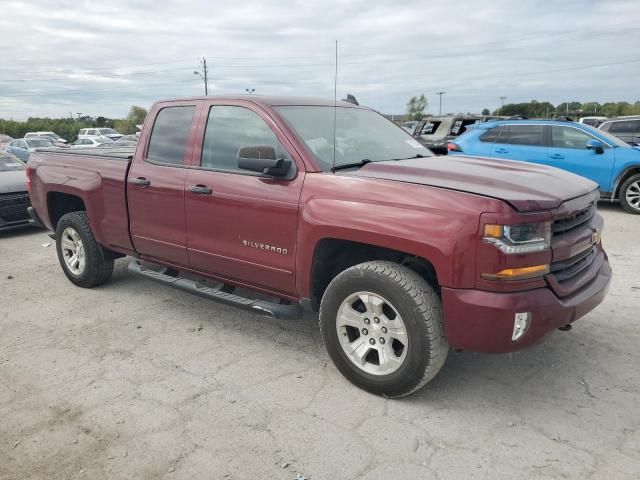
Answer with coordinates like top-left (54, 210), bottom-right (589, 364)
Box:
top-left (308, 238), bottom-right (440, 312)
top-left (47, 191), bottom-right (87, 229)
top-left (612, 165), bottom-right (640, 199)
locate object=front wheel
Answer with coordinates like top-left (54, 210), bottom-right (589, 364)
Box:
top-left (619, 174), bottom-right (640, 214)
top-left (55, 211), bottom-right (114, 288)
top-left (319, 261), bottom-right (448, 398)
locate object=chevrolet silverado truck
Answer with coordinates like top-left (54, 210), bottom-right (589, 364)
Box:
top-left (27, 96), bottom-right (611, 397)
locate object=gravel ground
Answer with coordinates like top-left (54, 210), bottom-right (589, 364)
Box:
top-left (1, 203), bottom-right (639, 480)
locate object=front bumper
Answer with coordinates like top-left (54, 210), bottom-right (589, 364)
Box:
top-left (441, 258), bottom-right (611, 353)
top-left (0, 193), bottom-right (34, 231)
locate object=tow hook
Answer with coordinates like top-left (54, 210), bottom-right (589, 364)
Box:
top-left (558, 324), bottom-right (572, 332)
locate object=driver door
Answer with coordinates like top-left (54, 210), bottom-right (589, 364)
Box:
top-left (184, 102), bottom-right (304, 296)
top-left (548, 125), bottom-right (614, 191)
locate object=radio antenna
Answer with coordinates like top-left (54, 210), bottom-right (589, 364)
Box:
top-left (332, 40), bottom-right (338, 172)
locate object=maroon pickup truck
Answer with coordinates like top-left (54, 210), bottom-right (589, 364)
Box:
top-left (27, 96), bottom-right (611, 397)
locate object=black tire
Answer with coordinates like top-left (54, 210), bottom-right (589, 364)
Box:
top-left (619, 174), bottom-right (640, 214)
top-left (319, 261), bottom-right (448, 398)
top-left (55, 211), bottom-right (114, 288)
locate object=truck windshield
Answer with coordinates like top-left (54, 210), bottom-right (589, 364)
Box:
top-left (99, 129), bottom-right (117, 135)
top-left (275, 106), bottom-right (433, 170)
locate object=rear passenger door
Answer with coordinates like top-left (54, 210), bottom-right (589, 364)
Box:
top-left (183, 102), bottom-right (304, 296)
top-left (128, 104), bottom-right (199, 267)
top-left (488, 124), bottom-right (547, 164)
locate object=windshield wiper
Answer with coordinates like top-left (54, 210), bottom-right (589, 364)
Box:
top-left (389, 153), bottom-right (427, 161)
top-left (331, 158), bottom-right (372, 172)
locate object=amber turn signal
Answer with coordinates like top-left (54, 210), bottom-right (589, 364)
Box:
top-left (482, 264), bottom-right (549, 281)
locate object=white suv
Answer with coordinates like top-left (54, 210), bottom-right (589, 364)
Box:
top-left (78, 128), bottom-right (123, 141)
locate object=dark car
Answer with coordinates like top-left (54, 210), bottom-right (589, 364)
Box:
top-left (411, 116), bottom-right (481, 154)
top-left (599, 117), bottom-right (640, 146)
top-left (0, 151), bottom-right (33, 231)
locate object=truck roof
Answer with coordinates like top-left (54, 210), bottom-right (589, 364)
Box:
top-left (157, 95), bottom-right (360, 108)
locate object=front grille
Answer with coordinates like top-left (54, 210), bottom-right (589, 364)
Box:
top-left (0, 192), bottom-right (31, 223)
top-left (551, 202), bottom-right (596, 237)
top-left (551, 246), bottom-right (597, 283)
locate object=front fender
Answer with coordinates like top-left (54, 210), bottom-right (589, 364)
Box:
top-left (295, 174), bottom-right (492, 298)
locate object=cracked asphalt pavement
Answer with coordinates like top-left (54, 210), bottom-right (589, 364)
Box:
top-left (1, 203), bottom-right (639, 479)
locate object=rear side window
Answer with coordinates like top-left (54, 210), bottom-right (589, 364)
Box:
top-left (200, 106), bottom-right (287, 171)
top-left (419, 121), bottom-right (441, 135)
top-left (450, 119), bottom-right (478, 136)
top-left (146, 106), bottom-right (195, 165)
top-left (479, 125), bottom-right (507, 142)
top-left (506, 125), bottom-right (544, 146)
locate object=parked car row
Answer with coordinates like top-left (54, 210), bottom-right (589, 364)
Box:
top-left (448, 119), bottom-right (640, 214)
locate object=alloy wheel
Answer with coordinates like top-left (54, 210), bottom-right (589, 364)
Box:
top-left (336, 291), bottom-right (408, 375)
top-left (61, 227), bottom-right (86, 276)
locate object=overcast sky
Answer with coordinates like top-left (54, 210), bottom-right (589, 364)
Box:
top-left (1, 0), bottom-right (639, 120)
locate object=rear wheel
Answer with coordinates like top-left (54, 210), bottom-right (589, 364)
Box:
top-left (619, 174), bottom-right (640, 214)
top-left (55, 211), bottom-right (114, 287)
top-left (319, 261), bottom-right (448, 398)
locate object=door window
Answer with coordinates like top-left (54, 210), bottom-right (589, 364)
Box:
top-left (479, 125), bottom-right (507, 142)
top-left (200, 106), bottom-right (288, 171)
top-left (146, 106), bottom-right (196, 165)
top-left (551, 126), bottom-right (596, 149)
top-left (420, 121), bottom-right (441, 135)
top-left (608, 121), bottom-right (635, 134)
top-left (504, 125), bottom-right (544, 146)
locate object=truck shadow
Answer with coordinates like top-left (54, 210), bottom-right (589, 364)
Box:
top-left (106, 258), bottom-right (607, 408)
top-left (0, 225), bottom-right (44, 240)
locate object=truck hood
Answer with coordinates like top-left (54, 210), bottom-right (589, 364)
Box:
top-left (343, 156), bottom-right (598, 212)
top-left (0, 170), bottom-right (28, 193)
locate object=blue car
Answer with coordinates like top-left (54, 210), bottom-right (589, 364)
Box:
top-left (449, 120), bottom-right (640, 214)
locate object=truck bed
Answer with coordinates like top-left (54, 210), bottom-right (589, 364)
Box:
top-left (28, 149), bottom-right (135, 254)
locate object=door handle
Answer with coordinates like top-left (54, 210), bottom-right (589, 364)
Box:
top-left (131, 177), bottom-right (151, 187)
top-left (189, 184), bottom-right (213, 195)
top-left (131, 177), bottom-right (151, 186)
top-left (549, 154), bottom-right (564, 160)
top-left (495, 148), bottom-right (509, 154)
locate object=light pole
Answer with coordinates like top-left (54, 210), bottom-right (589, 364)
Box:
top-left (499, 96), bottom-right (507, 115)
top-left (436, 91), bottom-right (445, 116)
top-left (76, 112), bottom-right (83, 119)
top-left (245, 88), bottom-right (255, 94)
top-left (193, 57), bottom-right (208, 95)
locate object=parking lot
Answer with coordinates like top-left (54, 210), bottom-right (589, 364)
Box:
top-left (0, 203), bottom-right (637, 480)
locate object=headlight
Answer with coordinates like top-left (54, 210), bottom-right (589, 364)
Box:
top-left (483, 222), bottom-right (551, 254)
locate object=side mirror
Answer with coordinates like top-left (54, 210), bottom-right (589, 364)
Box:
top-left (237, 145), bottom-right (291, 177)
top-left (586, 140), bottom-right (604, 154)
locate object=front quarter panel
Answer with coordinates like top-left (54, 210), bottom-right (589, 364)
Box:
top-left (296, 173), bottom-right (509, 297)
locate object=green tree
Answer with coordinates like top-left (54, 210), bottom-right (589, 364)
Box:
top-left (127, 105), bottom-right (148, 126)
top-left (406, 94), bottom-right (427, 120)
top-left (481, 108), bottom-right (490, 116)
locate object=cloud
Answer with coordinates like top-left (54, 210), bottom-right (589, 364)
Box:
top-left (0, 0), bottom-right (639, 119)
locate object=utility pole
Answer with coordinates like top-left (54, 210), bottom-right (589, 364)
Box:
top-left (436, 91), bottom-right (445, 116)
top-left (499, 96), bottom-right (507, 115)
top-left (193, 57), bottom-right (208, 95)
